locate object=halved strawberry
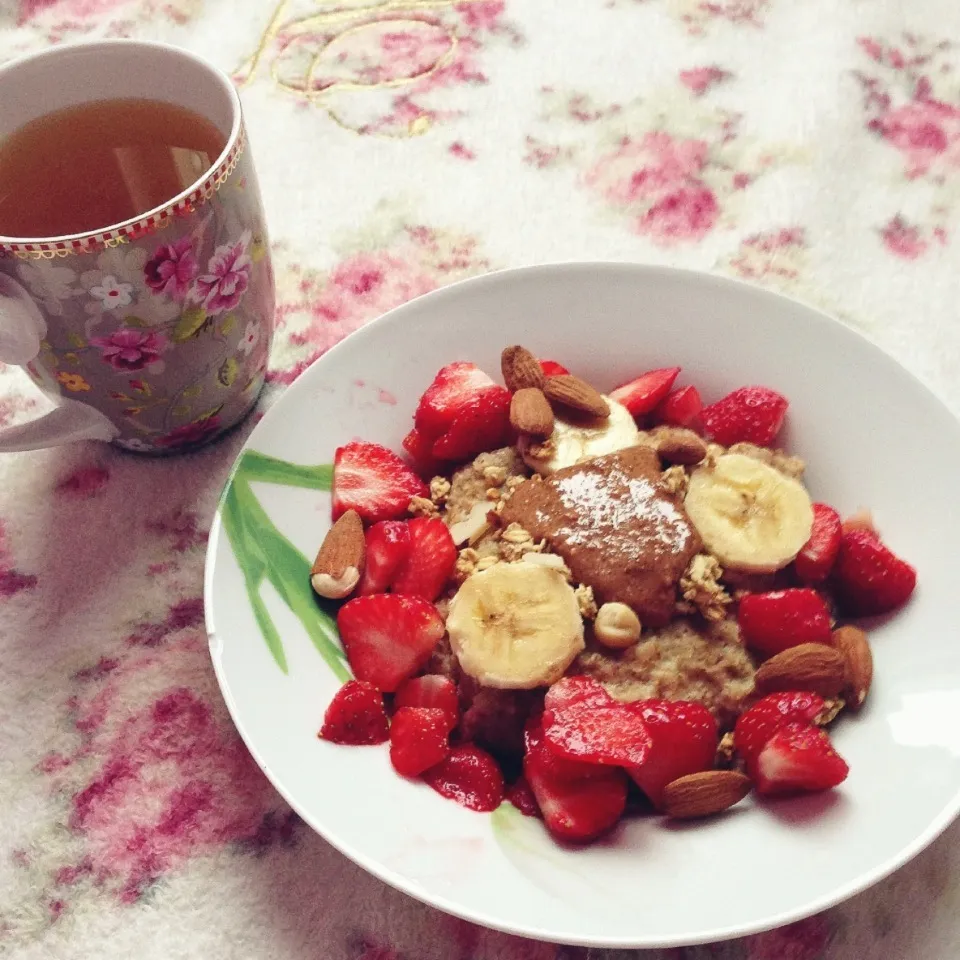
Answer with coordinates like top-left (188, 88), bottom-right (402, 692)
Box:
top-left (795, 503), bottom-right (843, 584)
top-left (832, 528), bottom-right (917, 617)
top-left (395, 674), bottom-right (459, 729)
top-left (734, 691), bottom-right (826, 778)
top-left (506, 774), bottom-right (542, 818)
top-left (701, 385), bottom-right (788, 447)
top-left (432, 386), bottom-right (511, 462)
top-left (337, 594), bottom-right (445, 692)
top-left (319, 680), bottom-right (389, 745)
top-left (389, 706), bottom-right (450, 777)
top-left (654, 385), bottom-right (703, 430)
top-left (414, 361), bottom-right (497, 439)
top-left (738, 588), bottom-right (833, 658)
top-left (754, 721), bottom-right (849, 797)
top-left (542, 699), bottom-right (651, 768)
top-left (543, 675), bottom-right (612, 713)
top-left (357, 520), bottom-right (411, 596)
top-left (423, 744), bottom-right (505, 812)
top-left (390, 517), bottom-right (457, 601)
top-left (627, 700), bottom-right (718, 807)
top-left (609, 367), bottom-right (681, 417)
top-left (539, 360), bottom-right (569, 377)
top-left (332, 441), bottom-right (428, 524)
top-left (401, 427), bottom-right (443, 478)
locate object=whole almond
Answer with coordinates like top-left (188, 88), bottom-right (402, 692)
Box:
top-left (544, 374), bottom-right (610, 419)
top-left (662, 770), bottom-right (752, 819)
top-left (832, 625), bottom-right (873, 710)
top-left (510, 387), bottom-right (555, 438)
top-left (655, 428), bottom-right (707, 465)
top-left (501, 345), bottom-right (546, 392)
top-left (311, 509), bottom-right (365, 599)
top-left (755, 643), bottom-right (847, 698)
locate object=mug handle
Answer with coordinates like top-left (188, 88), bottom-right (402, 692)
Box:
top-left (0, 278), bottom-right (119, 452)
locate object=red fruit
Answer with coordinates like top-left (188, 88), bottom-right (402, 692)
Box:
top-left (524, 720), bottom-right (628, 842)
top-left (423, 744), bottom-right (505, 812)
top-left (389, 706), bottom-right (450, 777)
top-left (543, 700), bottom-right (652, 768)
top-left (627, 700), bottom-right (718, 807)
top-left (432, 386), bottom-right (511, 461)
top-left (395, 674), bottom-right (459, 729)
top-left (539, 360), bottom-right (569, 377)
top-left (332, 441), bottom-right (428, 524)
top-left (390, 517), bottom-right (457, 601)
top-left (319, 680), bottom-right (389, 745)
top-left (337, 594), bottom-right (445, 692)
top-left (609, 367), bottom-right (680, 417)
top-left (654, 385), bottom-right (703, 430)
top-left (357, 520), bottom-right (411, 595)
top-left (543, 675), bottom-right (612, 713)
top-left (506, 775), bottom-right (542, 818)
top-left (701, 385), bottom-right (789, 447)
top-left (401, 427), bottom-right (443, 477)
top-left (734, 691), bottom-right (826, 777)
top-left (795, 504), bottom-right (843, 583)
top-left (754, 721), bottom-right (849, 797)
top-left (833, 528), bottom-right (917, 617)
top-left (414, 361), bottom-right (497, 439)
top-left (738, 588), bottom-right (833, 658)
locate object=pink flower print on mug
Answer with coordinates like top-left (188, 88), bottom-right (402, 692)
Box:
top-left (144, 236), bottom-right (199, 302)
top-left (90, 329), bottom-right (168, 373)
top-left (195, 231), bottom-right (252, 315)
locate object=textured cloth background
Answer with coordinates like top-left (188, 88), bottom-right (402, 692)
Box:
top-left (3, 2), bottom-right (960, 958)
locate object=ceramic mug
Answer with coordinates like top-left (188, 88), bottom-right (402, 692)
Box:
top-left (0, 40), bottom-right (274, 454)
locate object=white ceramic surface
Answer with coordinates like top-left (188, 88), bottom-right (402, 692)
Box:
top-left (204, 263), bottom-right (960, 948)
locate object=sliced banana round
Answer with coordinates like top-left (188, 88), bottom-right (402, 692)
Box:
top-left (446, 561), bottom-right (585, 689)
top-left (684, 453), bottom-right (813, 573)
top-left (518, 395), bottom-right (640, 474)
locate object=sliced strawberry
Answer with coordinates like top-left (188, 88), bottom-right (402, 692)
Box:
top-left (389, 706), bottom-right (450, 777)
top-left (333, 441), bottom-right (428, 524)
top-left (539, 360), bottom-right (569, 377)
top-left (319, 680), bottom-right (389, 745)
top-left (543, 700), bottom-right (651, 768)
top-left (609, 367), bottom-right (680, 417)
top-left (395, 674), bottom-right (459, 729)
top-left (390, 517), bottom-right (457, 601)
top-left (423, 744), bottom-right (505, 812)
top-left (701, 385), bottom-right (788, 447)
top-left (337, 594), bottom-right (445, 692)
top-left (734, 691), bottom-right (826, 778)
top-left (524, 719), bottom-right (627, 842)
top-left (414, 361), bottom-right (497, 439)
top-left (543, 675), bottom-right (612, 713)
top-left (654, 385), bottom-right (703, 430)
top-left (795, 503), bottom-right (843, 584)
top-left (402, 427), bottom-right (443, 478)
top-left (627, 700), bottom-right (718, 807)
top-left (833, 528), bottom-right (917, 617)
top-left (357, 520), bottom-right (411, 595)
top-left (506, 775), bottom-right (542, 818)
top-left (738, 588), bottom-right (833, 658)
top-left (432, 386), bottom-right (511, 462)
top-left (754, 721), bottom-right (849, 797)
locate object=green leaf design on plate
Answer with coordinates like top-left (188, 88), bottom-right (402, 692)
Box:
top-left (172, 306), bottom-right (208, 342)
top-left (219, 450), bottom-right (348, 679)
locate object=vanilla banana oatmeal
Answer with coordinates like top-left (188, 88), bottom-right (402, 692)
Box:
top-left (315, 345), bottom-right (918, 841)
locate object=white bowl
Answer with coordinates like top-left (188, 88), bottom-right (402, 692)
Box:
top-left (204, 263), bottom-right (960, 948)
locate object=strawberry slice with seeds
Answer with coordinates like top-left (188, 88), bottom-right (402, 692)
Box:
top-left (390, 517), bottom-right (457, 601)
top-left (506, 774), bottom-right (542, 818)
top-left (423, 744), bottom-right (505, 812)
top-left (833, 528), bottom-right (917, 617)
top-left (395, 674), bottom-right (459, 730)
top-left (333, 441), bottom-right (428, 524)
top-left (738, 588), bottom-right (833, 658)
top-left (357, 520), bottom-right (411, 596)
top-left (336, 594), bottom-right (445, 692)
top-left (401, 427), bottom-right (443, 478)
top-left (539, 359), bottom-right (570, 377)
top-left (543, 675), bottom-right (612, 713)
top-left (431, 386), bottom-right (511, 462)
top-left (654, 385), bottom-right (703, 430)
top-left (795, 503), bottom-right (843, 584)
top-left (389, 706), bottom-right (451, 777)
top-left (734, 691), bottom-right (826, 778)
top-left (627, 700), bottom-right (718, 807)
top-left (754, 721), bottom-right (849, 797)
top-left (543, 699), bottom-right (652, 767)
top-left (701, 385), bottom-right (788, 447)
top-left (414, 361), bottom-right (498, 439)
top-left (319, 680), bottom-right (390, 745)
top-left (609, 367), bottom-right (681, 417)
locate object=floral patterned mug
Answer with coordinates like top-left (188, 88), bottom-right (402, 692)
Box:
top-left (0, 40), bottom-right (274, 454)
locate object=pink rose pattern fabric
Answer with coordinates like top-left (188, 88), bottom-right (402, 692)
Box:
top-left (2, 2), bottom-right (960, 959)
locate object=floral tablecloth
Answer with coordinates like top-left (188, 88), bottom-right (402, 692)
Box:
top-left (3, 2), bottom-right (960, 958)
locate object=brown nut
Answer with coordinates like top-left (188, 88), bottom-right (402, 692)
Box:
top-left (655, 428), bottom-right (707, 466)
top-left (310, 509), bottom-right (365, 599)
top-left (543, 374), bottom-right (610, 419)
top-left (501, 345), bottom-right (546, 392)
top-left (754, 643), bottom-right (847, 698)
top-left (662, 770), bottom-right (752, 819)
top-left (509, 387), bottom-right (555, 438)
top-left (593, 602), bottom-right (642, 649)
top-left (832, 625), bottom-right (873, 710)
